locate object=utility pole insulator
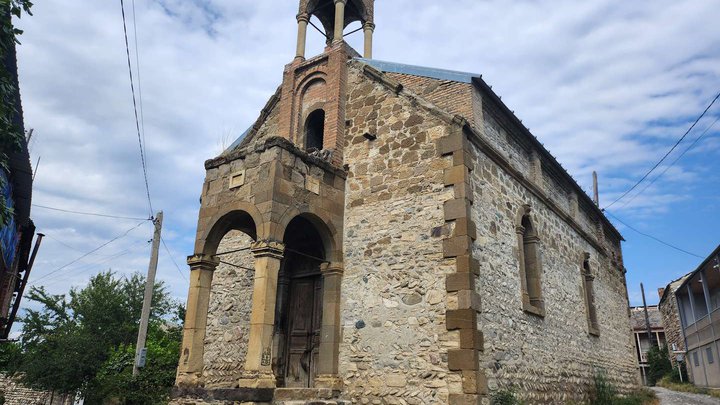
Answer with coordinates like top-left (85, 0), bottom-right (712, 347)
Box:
top-left (133, 211), bottom-right (163, 376)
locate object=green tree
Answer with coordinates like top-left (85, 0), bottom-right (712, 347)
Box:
top-left (9, 271), bottom-right (180, 404)
top-left (0, 0), bottom-right (33, 225)
top-left (646, 344), bottom-right (673, 386)
top-left (93, 324), bottom-right (182, 405)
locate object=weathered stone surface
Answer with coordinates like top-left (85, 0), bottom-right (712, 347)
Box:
top-left (176, 48), bottom-right (638, 405)
top-left (0, 373), bottom-right (74, 405)
top-left (203, 230), bottom-right (255, 388)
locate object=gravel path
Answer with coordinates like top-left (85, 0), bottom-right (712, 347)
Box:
top-left (652, 386), bottom-right (720, 405)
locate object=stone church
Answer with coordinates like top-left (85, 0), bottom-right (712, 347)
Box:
top-left (171, 1), bottom-right (638, 403)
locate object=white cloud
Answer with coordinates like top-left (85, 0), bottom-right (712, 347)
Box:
top-left (9, 0), bottom-right (720, 319)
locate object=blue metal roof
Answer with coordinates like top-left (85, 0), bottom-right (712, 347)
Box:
top-left (224, 126), bottom-right (252, 155)
top-left (356, 58), bottom-right (480, 84)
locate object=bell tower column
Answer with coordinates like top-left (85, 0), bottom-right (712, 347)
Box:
top-left (333, 0), bottom-right (347, 43)
top-left (363, 21), bottom-right (375, 58)
top-left (295, 13), bottom-right (309, 61)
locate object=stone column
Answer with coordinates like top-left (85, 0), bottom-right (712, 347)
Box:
top-left (315, 263), bottom-right (344, 390)
top-left (515, 225), bottom-right (529, 302)
top-left (176, 254), bottom-right (218, 387)
top-left (363, 22), bottom-right (375, 59)
top-left (295, 13), bottom-right (309, 61)
top-left (333, 0), bottom-right (347, 44)
top-left (239, 239), bottom-right (285, 389)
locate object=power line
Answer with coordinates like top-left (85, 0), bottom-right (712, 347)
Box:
top-left (32, 203), bottom-right (149, 221)
top-left (130, 0), bottom-right (147, 165)
top-left (160, 236), bottom-right (188, 282)
top-left (605, 210), bottom-right (703, 258)
top-left (29, 221), bottom-right (148, 286)
top-left (604, 91), bottom-right (720, 210)
top-left (34, 244), bottom-right (143, 287)
top-left (619, 115), bottom-right (720, 209)
top-left (120, 0), bottom-right (153, 217)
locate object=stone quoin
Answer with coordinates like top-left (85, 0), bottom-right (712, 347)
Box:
top-left (170, 1), bottom-right (639, 403)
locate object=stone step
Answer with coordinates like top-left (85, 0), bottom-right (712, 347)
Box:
top-left (272, 401), bottom-right (350, 405)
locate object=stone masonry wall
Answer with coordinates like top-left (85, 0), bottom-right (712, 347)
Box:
top-left (203, 230), bottom-right (256, 388)
top-left (0, 374), bottom-right (73, 405)
top-left (339, 63), bottom-right (462, 404)
top-left (467, 137), bottom-right (638, 403)
top-left (659, 278), bottom-right (687, 369)
top-left (386, 73), bottom-right (476, 124)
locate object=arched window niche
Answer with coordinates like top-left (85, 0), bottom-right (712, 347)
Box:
top-left (515, 205), bottom-right (545, 317)
top-left (304, 109), bottom-right (325, 151)
top-left (582, 253), bottom-right (600, 335)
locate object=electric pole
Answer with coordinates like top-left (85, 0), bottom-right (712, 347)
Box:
top-left (640, 283), bottom-right (656, 347)
top-left (133, 211), bottom-right (163, 375)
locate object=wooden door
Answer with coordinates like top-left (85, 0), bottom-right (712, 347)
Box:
top-left (284, 275), bottom-right (323, 387)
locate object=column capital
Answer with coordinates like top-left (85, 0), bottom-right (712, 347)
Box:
top-left (296, 13), bottom-right (310, 23)
top-left (515, 225), bottom-right (526, 235)
top-left (250, 239), bottom-right (285, 259)
top-left (363, 21), bottom-right (376, 31)
top-left (320, 262), bottom-right (344, 275)
top-left (334, 0), bottom-right (347, 5)
top-left (186, 254), bottom-right (219, 270)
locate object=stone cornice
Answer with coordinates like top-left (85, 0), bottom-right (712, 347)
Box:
top-left (205, 136), bottom-right (347, 179)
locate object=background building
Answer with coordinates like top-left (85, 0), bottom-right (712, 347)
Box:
top-left (171, 1), bottom-right (639, 403)
top-left (0, 8), bottom-right (38, 341)
top-left (671, 245), bottom-right (720, 388)
top-left (629, 305), bottom-right (666, 385)
top-left (659, 275), bottom-right (691, 373)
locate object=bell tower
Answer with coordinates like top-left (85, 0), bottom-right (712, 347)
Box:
top-left (294, 0), bottom-right (375, 60)
top-left (277, 0), bottom-right (375, 166)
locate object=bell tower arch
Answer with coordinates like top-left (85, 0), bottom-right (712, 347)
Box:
top-left (295, 0), bottom-right (375, 60)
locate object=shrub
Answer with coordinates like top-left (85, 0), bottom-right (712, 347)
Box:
top-left (646, 345), bottom-right (672, 386)
top-left (668, 361), bottom-right (687, 383)
top-left (491, 388), bottom-right (523, 405)
top-left (591, 371), bottom-right (658, 405)
top-left (591, 370), bottom-right (618, 405)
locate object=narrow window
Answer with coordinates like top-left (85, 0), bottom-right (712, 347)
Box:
top-left (694, 351), bottom-right (700, 367)
top-left (583, 254), bottom-right (600, 335)
top-left (707, 347), bottom-right (714, 364)
top-left (305, 109), bottom-right (325, 151)
top-left (516, 206), bottom-right (544, 316)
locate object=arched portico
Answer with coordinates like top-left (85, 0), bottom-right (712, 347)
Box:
top-left (177, 207), bottom-right (261, 387)
top-left (268, 213), bottom-right (343, 389)
top-left (176, 137), bottom-right (347, 396)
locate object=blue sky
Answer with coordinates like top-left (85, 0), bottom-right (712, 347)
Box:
top-left (8, 0), bottom-right (720, 335)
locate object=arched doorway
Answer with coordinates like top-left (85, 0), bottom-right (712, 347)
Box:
top-left (274, 215), bottom-right (327, 388)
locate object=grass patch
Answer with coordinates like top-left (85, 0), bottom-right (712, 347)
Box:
top-left (657, 376), bottom-right (720, 398)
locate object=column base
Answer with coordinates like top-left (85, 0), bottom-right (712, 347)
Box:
top-left (237, 372), bottom-right (277, 389)
top-left (314, 374), bottom-right (343, 391)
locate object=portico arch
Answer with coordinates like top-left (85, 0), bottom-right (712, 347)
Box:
top-left (275, 208), bottom-right (341, 263)
top-left (178, 206), bottom-right (261, 387)
top-left (196, 201), bottom-right (265, 256)
top-left (271, 212), bottom-right (343, 389)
